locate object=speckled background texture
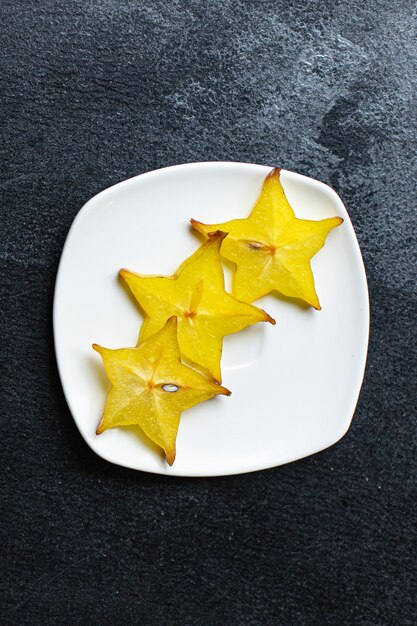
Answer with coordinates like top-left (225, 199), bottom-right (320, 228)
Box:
top-left (1, 1), bottom-right (416, 624)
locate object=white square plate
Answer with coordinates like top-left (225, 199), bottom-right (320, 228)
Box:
top-left (53, 162), bottom-right (369, 477)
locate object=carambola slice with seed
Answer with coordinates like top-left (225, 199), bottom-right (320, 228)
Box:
top-left (93, 317), bottom-right (230, 465)
top-left (191, 168), bottom-right (343, 309)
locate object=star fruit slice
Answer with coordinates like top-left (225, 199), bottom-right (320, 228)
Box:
top-left (93, 316), bottom-right (230, 465)
top-left (191, 168), bottom-right (343, 309)
top-left (120, 231), bottom-right (275, 383)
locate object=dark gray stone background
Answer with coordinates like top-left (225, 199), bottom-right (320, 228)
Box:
top-left (1, 1), bottom-right (416, 624)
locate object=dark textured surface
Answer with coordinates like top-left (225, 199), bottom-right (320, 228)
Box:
top-left (1, 1), bottom-right (416, 624)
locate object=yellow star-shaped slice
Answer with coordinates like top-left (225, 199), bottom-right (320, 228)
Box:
top-left (191, 168), bottom-right (343, 309)
top-left (120, 232), bottom-right (275, 383)
top-left (93, 317), bottom-right (230, 465)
